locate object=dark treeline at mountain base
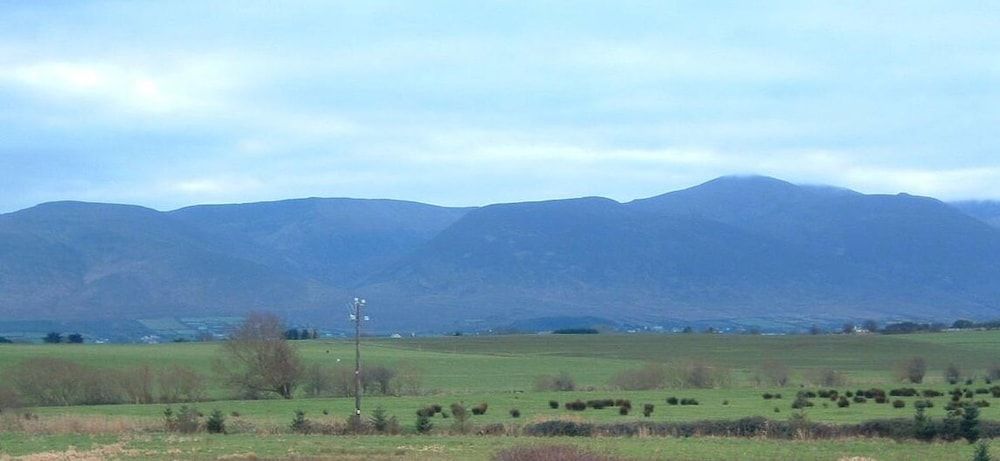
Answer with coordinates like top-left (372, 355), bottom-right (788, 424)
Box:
top-left (3, 175), bottom-right (1000, 335)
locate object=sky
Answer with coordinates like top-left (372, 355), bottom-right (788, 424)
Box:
top-left (2, 1), bottom-right (1000, 213)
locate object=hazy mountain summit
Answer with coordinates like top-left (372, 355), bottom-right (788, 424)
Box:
top-left (1, 176), bottom-right (999, 332)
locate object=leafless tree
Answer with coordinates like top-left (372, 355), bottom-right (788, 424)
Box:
top-left (216, 312), bottom-right (303, 399)
top-left (158, 364), bottom-right (206, 403)
top-left (756, 360), bottom-right (791, 386)
top-left (895, 357), bottom-right (927, 384)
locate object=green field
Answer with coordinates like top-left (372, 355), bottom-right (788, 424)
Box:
top-left (1, 331), bottom-right (999, 460)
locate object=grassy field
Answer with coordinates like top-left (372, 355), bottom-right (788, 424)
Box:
top-left (1, 331), bottom-right (998, 459)
top-left (1, 433), bottom-right (995, 460)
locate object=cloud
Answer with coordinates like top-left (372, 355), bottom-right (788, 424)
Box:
top-left (2, 1), bottom-right (1000, 212)
top-left (0, 58), bottom-right (236, 115)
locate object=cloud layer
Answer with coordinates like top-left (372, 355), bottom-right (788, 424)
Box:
top-left (2, 1), bottom-right (1000, 212)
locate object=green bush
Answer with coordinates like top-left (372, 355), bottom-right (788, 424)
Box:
top-left (565, 400), bottom-right (586, 411)
top-left (290, 410), bottom-right (311, 434)
top-left (415, 412), bottom-right (433, 434)
top-left (206, 409), bottom-right (226, 434)
top-left (164, 406), bottom-right (200, 433)
top-left (973, 440), bottom-right (991, 461)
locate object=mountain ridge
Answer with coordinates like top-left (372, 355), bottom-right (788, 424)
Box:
top-left (2, 176), bottom-right (999, 332)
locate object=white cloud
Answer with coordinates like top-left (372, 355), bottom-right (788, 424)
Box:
top-left (0, 58), bottom-right (236, 115)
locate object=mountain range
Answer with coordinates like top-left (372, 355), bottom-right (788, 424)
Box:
top-left (2, 176), bottom-right (999, 334)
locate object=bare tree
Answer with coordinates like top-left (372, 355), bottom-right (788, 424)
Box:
top-left (895, 357), bottom-right (927, 384)
top-left (756, 360), bottom-right (791, 386)
top-left (158, 364), bottom-right (206, 403)
top-left (216, 312), bottom-right (303, 399)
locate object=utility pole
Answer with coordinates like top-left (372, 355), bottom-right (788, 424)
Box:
top-left (351, 297), bottom-right (367, 427)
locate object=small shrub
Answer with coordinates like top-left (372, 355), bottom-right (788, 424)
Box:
top-left (890, 388), bottom-right (919, 397)
top-left (680, 398), bottom-right (699, 406)
top-left (534, 372), bottom-right (576, 392)
top-left (565, 400), bottom-right (587, 411)
top-left (206, 409), bottom-right (226, 434)
top-left (914, 405), bottom-right (935, 442)
top-left (370, 406), bottom-right (399, 433)
top-left (666, 397), bottom-right (678, 405)
top-left (587, 399), bottom-right (614, 409)
top-left (523, 420), bottom-right (594, 437)
top-left (962, 403), bottom-right (981, 443)
top-left (853, 396), bottom-right (867, 404)
top-left (618, 406), bottom-right (629, 415)
top-left (164, 405), bottom-right (200, 433)
top-left (471, 403), bottom-right (489, 415)
top-left (290, 410), bottom-right (310, 434)
top-left (762, 393), bottom-right (775, 400)
top-left (791, 396), bottom-right (813, 409)
top-left (973, 440), bottom-right (991, 461)
top-left (923, 389), bottom-right (944, 398)
top-left (837, 396), bottom-right (850, 408)
top-left (548, 400), bottom-right (559, 409)
top-left (450, 402), bottom-right (472, 434)
top-left (510, 408), bottom-right (521, 418)
top-left (893, 400), bottom-right (906, 409)
top-left (643, 403), bottom-right (654, 417)
top-left (415, 413), bottom-right (433, 434)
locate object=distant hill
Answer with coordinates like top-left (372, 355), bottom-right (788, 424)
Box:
top-left (2, 177), bottom-right (1000, 333)
top-left (170, 198), bottom-right (470, 286)
top-left (0, 201), bottom-right (326, 320)
top-left (952, 200), bottom-right (1000, 228)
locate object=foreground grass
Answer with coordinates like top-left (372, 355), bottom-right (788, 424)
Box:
top-left (2, 331), bottom-right (999, 459)
top-left (0, 433), bottom-right (995, 461)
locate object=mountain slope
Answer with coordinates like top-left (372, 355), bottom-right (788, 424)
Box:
top-left (952, 200), bottom-right (1000, 228)
top-left (0, 201), bottom-right (331, 320)
top-left (170, 198), bottom-right (470, 286)
top-left (630, 176), bottom-right (1000, 293)
top-left (3, 177), bottom-right (1000, 332)
top-left (363, 178), bottom-right (1000, 329)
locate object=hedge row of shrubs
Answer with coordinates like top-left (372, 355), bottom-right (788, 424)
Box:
top-left (523, 415), bottom-right (1000, 441)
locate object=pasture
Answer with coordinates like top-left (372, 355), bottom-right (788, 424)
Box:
top-left (1, 331), bottom-right (999, 460)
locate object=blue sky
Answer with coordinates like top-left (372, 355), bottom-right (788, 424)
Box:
top-left (2, 1), bottom-right (1000, 213)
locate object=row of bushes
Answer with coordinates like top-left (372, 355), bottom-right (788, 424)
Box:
top-left (301, 363), bottom-right (423, 398)
top-left (523, 414), bottom-right (998, 441)
top-left (5, 358), bottom-right (205, 406)
top-left (783, 386), bottom-right (996, 403)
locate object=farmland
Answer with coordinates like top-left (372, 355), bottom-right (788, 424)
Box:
top-left (1, 331), bottom-right (999, 460)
